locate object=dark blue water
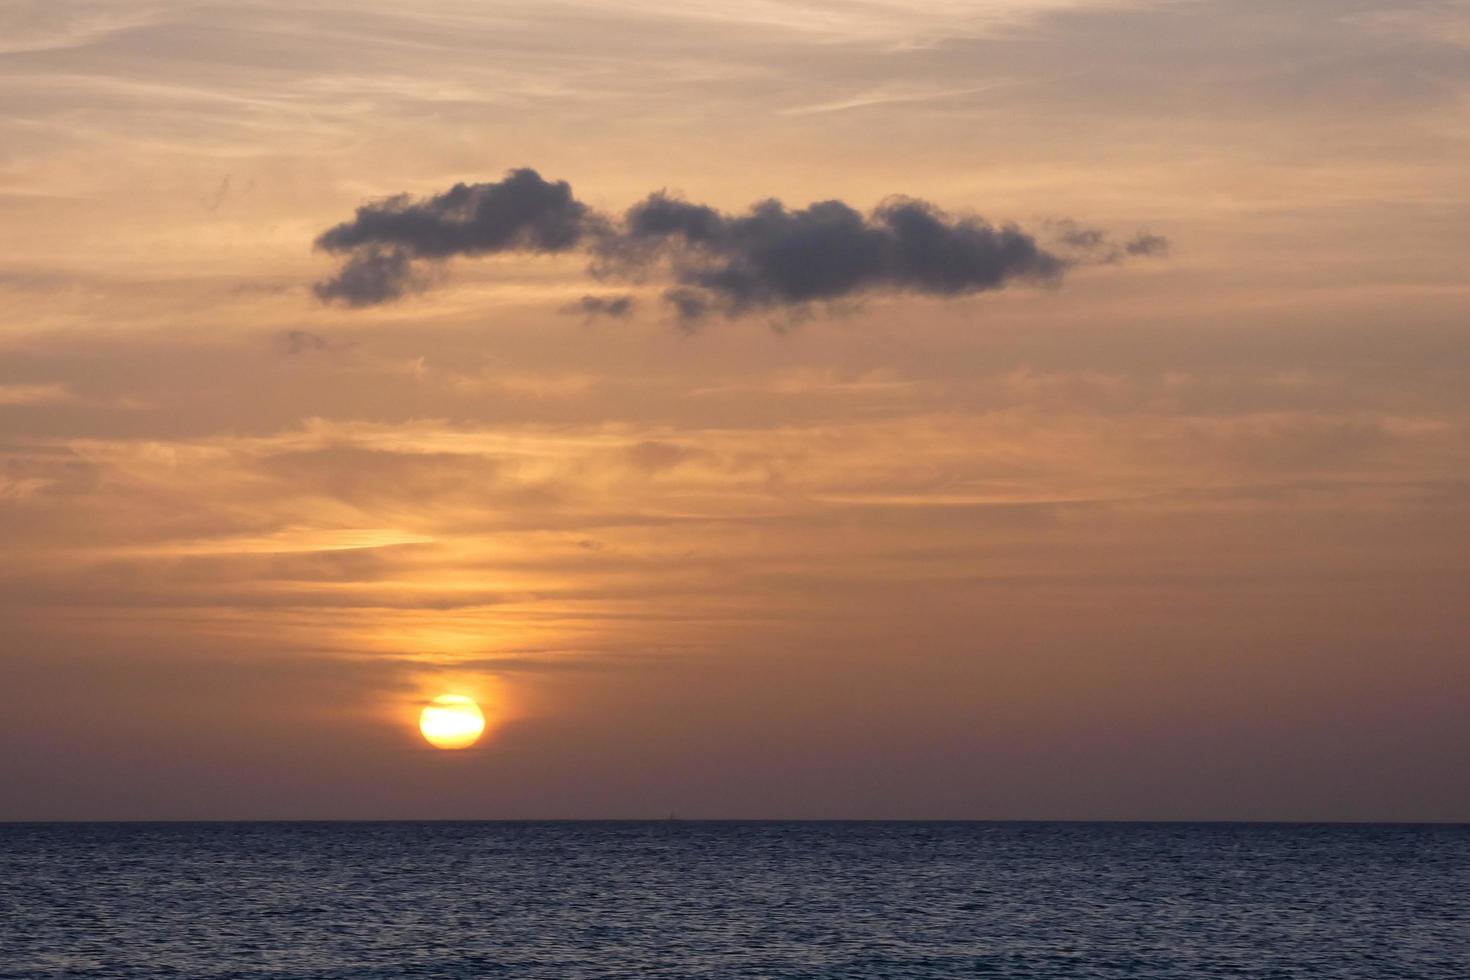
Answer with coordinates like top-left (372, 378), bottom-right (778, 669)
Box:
top-left (0, 822), bottom-right (1465, 979)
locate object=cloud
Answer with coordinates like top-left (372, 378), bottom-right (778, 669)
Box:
top-left (313, 246), bottom-right (422, 306)
top-left (624, 440), bottom-right (698, 473)
top-left (1046, 220), bottom-right (1171, 264)
top-left (316, 167), bottom-right (1167, 321)
top-left (1125, 232), bottom-right (1170, 258)
top-left (316, 169), bottom-right (596, 259)
top-left (0, 383), bottom-right (76, 406)
top-left (0, 2), bottom-right (169, 55)
top-left (314, 168), bottom-right (601, 306)
top-left (562, 294), bottom-right (636, 319)
top-left (606, 193), bottom-right (1073, 322)
top-left (276, 330), bottom-right (332, 354)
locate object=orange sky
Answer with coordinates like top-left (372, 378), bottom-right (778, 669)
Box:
top-left (1, 0), bottom-right (1467, 820)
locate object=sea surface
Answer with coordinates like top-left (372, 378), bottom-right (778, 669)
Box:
top-left (0, 822), bottom-right (1465, 979)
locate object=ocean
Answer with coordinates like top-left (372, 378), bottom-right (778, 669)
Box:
top-left (0, 822), bottom-right (1464, 978)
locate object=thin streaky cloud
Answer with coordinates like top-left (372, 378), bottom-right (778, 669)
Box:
top-left (0, 383), bottom-right (75, 406)
top-left (778, 81), bottom-right (1017, 116)
top-left (0, 2), bottom-right (174, 55)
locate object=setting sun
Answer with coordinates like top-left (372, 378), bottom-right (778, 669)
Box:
top-left (418, 695), bottom-right (485, 750)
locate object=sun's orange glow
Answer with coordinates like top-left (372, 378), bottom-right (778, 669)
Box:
top-left (418, 694), bottom-right (486, 750)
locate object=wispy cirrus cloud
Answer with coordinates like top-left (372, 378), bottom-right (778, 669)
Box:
top-left (0, 383), bottom-right (75, 406)
top-left (778, 81), bottom-right (1017, 116)
top-left (0, 1), bottom-right (174, 55)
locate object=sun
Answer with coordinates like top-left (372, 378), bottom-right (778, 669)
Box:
top-left (418, 694), bottom-right (486, 750)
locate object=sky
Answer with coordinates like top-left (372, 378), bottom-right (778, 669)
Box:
top-left (1, 0), bottom-right (1467, 821)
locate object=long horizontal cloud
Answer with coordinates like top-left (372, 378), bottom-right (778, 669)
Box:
top-left (315, 168), bottom-right (1166, 321)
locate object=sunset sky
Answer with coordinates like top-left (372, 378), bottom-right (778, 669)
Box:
top-left (2, 0), bottom-right (1467, 820)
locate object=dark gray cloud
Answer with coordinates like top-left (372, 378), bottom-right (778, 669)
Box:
top-left (316, 168), bottom-right (1167, 319)
top-left (1047, 220), bottom-right (1171, 265)
top-left (314, 168), bottom-right (599, 306)
top-left (562, 294), bottom-right (636, 319)
top-left (608, 194), bottom-right (1069, 322)
top-left (314, 246), bottom-right (420, 306)
top-left (1125, 233), bottom-right (1170, 258)
top-left (663, 287), bottom-right (712, 323)
top-left (316, 168), bottom-right (594, 258)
